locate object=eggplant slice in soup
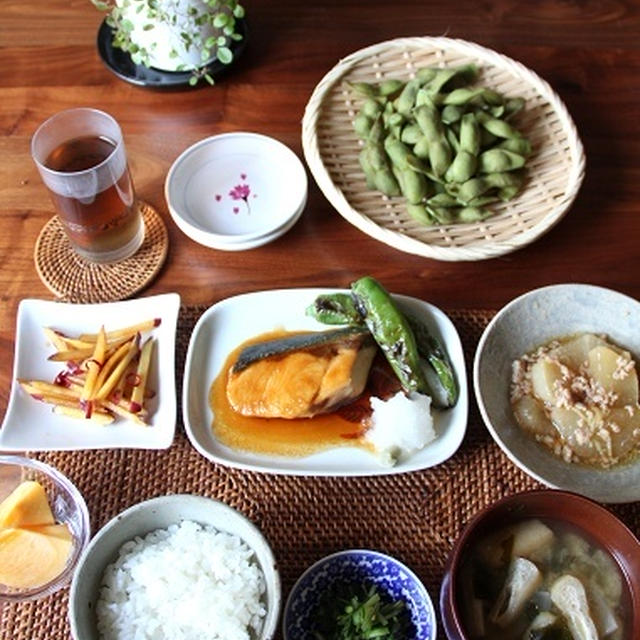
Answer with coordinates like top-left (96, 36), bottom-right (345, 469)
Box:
top-left (227, 327), bottom-right (378, 419)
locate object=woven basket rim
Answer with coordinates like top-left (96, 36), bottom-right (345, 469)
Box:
top-left (302, 36), bottom-right (586, 261)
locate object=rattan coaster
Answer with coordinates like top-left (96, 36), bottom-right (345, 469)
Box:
top-left (34, 201), bottom-right (169, 303)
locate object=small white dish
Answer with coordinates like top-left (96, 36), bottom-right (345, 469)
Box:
top-left (69, 494), bottom-right (281, 640)
top-left (165, 132), bottom-right (308, 250)
top-left (0, 293), bottom-right (180, 451)
top-left (474, 283), bottom-right (640, 503)
top-left (183, 288), bottom-right (468, 476)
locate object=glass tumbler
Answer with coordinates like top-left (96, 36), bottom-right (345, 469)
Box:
top-left (31, 108), bottom-right (144, 263)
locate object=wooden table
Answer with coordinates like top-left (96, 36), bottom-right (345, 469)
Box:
top-left (1, 0), bottom-right (640, 636)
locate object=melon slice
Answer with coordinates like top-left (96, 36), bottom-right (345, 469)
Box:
top-left (0, 527), bottom-right (72, 589)
top-left (0, 481), bottom-right (55, 528)
top-left (22, 523), bottom-right (72, 541)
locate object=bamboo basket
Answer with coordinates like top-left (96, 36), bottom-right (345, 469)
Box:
top-left (302, 37), bottom-right (585, 261)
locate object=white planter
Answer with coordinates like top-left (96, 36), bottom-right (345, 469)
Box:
top-left (117, 0), bottom-right (218, 71)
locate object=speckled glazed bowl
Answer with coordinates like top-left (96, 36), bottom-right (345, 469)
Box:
top-left (474, 283), bottom-right (640, 503)
top-left (439, 490), bottom-right (640, 640)
top-left (283, 549), bottom-right (436, 640)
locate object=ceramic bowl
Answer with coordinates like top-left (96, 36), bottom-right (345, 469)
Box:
top-left (283, 549), bottom-right (437, 639)
top-left (0, 455), bottom-right (90, 601)
top-left (439, 490), bottom-right (640, 639)
top-left (474, 283), bottom-right (640, 503)
top-left (69, 494), bottom-right (281, 640)
top-left (165, 132), bottom-right (307, 250)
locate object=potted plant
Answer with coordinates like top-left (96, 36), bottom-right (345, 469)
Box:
top-left (92, 0), bottom-right (245, 85)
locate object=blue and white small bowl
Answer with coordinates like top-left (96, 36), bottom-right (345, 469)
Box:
top-left (283, 549), bottom-right (436, 640)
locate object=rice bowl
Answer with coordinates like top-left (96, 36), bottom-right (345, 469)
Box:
top-left (69, 495), bottom-right (280, 640)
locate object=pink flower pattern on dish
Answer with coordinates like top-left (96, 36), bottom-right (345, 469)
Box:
top-left (215, 174), bottom-right (256, 215)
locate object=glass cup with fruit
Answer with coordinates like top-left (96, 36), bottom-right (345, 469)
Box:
top-left (31, 108), bottom-right (144, 263)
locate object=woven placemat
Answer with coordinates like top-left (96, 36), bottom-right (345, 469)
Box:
top-left (2, 308), bottom-right (638, 639)
top-left (34, 202), bottom-right (169, 303)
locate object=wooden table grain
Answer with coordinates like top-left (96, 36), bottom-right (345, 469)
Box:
top-left (1, 0), bottom-right (640, 634)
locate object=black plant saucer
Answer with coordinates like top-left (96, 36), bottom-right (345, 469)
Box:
top-left (96, 18), bottom-right (248, 88)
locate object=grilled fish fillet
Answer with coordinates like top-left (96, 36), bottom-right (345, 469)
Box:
top-left (227, 328), bottom-right (377, 419)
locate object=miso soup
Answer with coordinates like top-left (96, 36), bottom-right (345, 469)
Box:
top-left (457, 518), bottom-right (628, 639)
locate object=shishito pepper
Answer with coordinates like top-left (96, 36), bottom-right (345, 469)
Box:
top-left (350, 276), bottom-right (430, 395)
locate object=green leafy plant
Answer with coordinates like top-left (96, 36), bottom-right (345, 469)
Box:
top-left (92, 0), bottom-right (245, 85)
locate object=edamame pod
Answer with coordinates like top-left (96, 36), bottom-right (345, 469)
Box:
top-left (400, 123), bottom-right (422, 145)
top-left (350, 276), bottom-right (429, 395)
top-left (406, 203), bottom-right (435, 225)
top-left (444, 150), bottom-right (477, 183)
top-left (459, 113), bottom-right (481, 155)
top-left (353, 113), bottom-right (373, 139)
top-left (478, 148), bottom-right (526, 173)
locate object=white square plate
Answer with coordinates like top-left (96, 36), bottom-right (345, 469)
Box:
top-left (0, 293), bottom-right (180, 451)
top-left (183, 288), bottom-right (468, 476)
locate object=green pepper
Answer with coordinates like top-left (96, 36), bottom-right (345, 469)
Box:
top-left (305, 293), bottom-right (364, 326)
top-left (350, 276), bottom-right (429, 394)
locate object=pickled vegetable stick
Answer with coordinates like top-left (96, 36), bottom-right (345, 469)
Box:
top-left (42, 328), bottom-right (67, 351)
top-left (81, 325), bottom-right (107, 403)
top-left (129, 338), bottom-right (154, 413)
top-left (52, 405), bottom-right (114, 425)
top-left (94, 335), bottom-right (140, 401)
top-left (56, 336), bottom-right (98, 350)
top-left (93, 337), bottom-right (136, 398)
top-left (79, 318), bottom-right (160, 342)
top-left (102, 399), bottom-right (148, 426)
top-left (19, 380), bottom-right (81, 400)
top-left (47, 346), bottom-right (97, 363)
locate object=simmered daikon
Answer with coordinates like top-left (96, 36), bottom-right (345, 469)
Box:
top-left (510, 333), bottom-right (640, 468)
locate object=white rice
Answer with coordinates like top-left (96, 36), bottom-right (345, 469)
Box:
top-left (365, 391), bottom-right (436, 465)
top-left (96, 520), bottom-right (267, 640)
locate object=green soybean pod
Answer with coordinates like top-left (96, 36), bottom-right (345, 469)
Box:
top-left (415, 67), bottom-right (438, 84)
top-left (479, 127), bottom-right (498, 149)
top-left (384, 136), bottom-right (412, 168)
top-left (358, 147), bottom-right (377, 189)
top-left (415, 88), bottom-right (433, 108)
top-left (504, 97), bottom-right (525, 120)
top-left (366, 115), bottom-right (386, 144)
top-left (456, 206), bottom-right (491, 222)
top-left (478, 148), bottom-right (526, 173)
top-left (401, 168), bottom-right (429, 204)
top-left (442, 87), bottom-right (485, 106)
top-left (347, 81), bottom-right (377, 98)
top-left (481, 88), bottom-right (504, 106)
top-left (374, 167), bottom-right (401, 197)
top-left (426, 205), bottom-right (457, 224)
top-left (353, 113), bottom-right (373, 139)
top-left (444, 150), bottom-right (477, 183)
top-left (498, 184), bottom-right (521, 201)
top-left (428, 139), bottom-right (452, 178)
top-left (400, 123), bottom-right (422, 145)
top-left (413, 137), bottom-right (430, 160)
top-left (476, 111), bottom-right (521, 139)
top-left (406, 202), bottom-right (434, 225)
top-left (455, 176), bottom-right (493, 204)
top-left (395, 78), bottom-right (421, 116)
top-left (441, 104), bottom-right (464, 125)
top-left (484, 171), bottom-right (523, 192)
top-left (496, 136), bottom-right (532, 157)
top-left (427, 192), bottom-right (459, 208)
top-left (445, 127), bottom-right (461, 154)
top-left (414, 103), bottom-right (444, 143)
top-left (459, 113), bottom-right (481, 155)
top-left (467, 194), bottom-right (500, 207)
top-left (367, 142), bottom-right (389, 171)
top-left (361, 98), bottom-right (382, 119)
top-left (379, 78), bottom-right (405, 97)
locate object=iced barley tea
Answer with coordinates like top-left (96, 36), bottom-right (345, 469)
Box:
top-left (44, 135), bottom-right (141, 257)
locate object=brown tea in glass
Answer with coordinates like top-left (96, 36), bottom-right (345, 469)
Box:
top-left (31, 109), bottom-right (144, 263)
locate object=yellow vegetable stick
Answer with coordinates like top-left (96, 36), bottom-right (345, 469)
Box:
top-left (93, 337), bottom-right (136, 398)
top-left (94, 336), bottom-right (140, 401)
top-left (82, 326), bottom-right (107, 403)
top-left (47, 335), bottom-right (131, 363)
top-left (42, 328), bottom-right (67, 352)
top-left (102, 399), bottom-right (148, 426)
top-left (129, 338), bottom-right (154, 413)
top-left (52, 405), bottom-right (114, 425)
top-left (79, 318), bottom-right (161, 343)
top-left (19, 380), bottom-right (81, 401)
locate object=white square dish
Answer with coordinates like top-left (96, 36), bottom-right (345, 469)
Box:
top-left (0, 293), bottom-right (180, 451)
top-left (183, 288), bottom-right (468, 476)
